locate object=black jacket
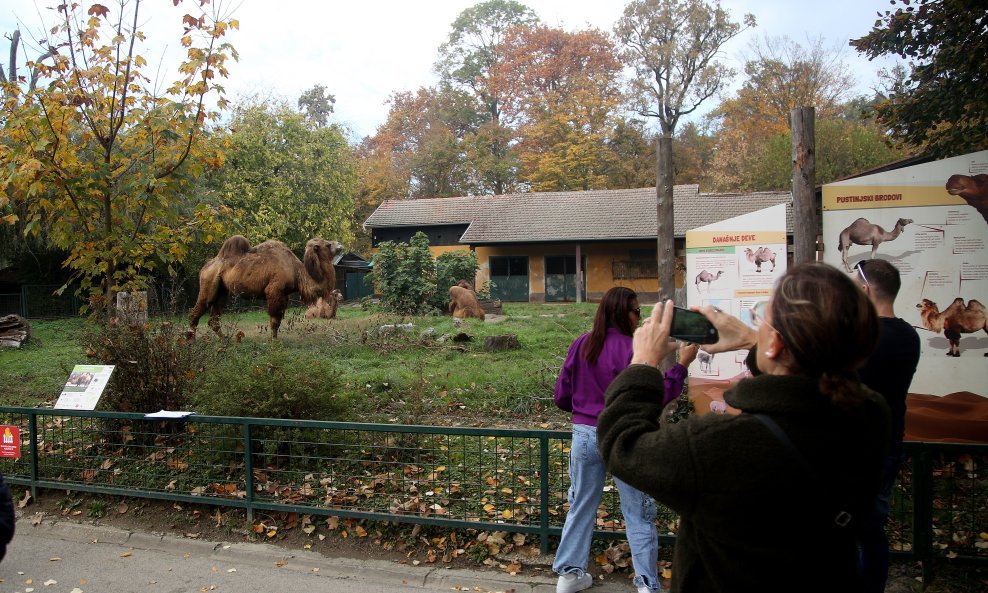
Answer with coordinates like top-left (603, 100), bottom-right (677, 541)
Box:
top-left (598, 366), bottom-right (890, 593)
top-left (0, 473), bottom-right (14, 561)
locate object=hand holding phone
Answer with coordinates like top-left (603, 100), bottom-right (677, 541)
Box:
top-left (670, 306), bottom-right (719, 344)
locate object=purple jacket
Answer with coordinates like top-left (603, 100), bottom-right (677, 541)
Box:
top-left (555, 327), bottom-right (688, 427)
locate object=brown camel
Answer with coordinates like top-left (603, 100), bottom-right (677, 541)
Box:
top-left (449, 284), bottom-right (485, 320)
top-left (945, 174), bottom-right (988, 224)
top-left (305, 289), bottom-right (343, 319)
top-left (189, 235), bottom-right (342, 338)
top-left (837, 217), bottom-right (913, 272)
top-left (916, 298), bottom-right (987, 357)
top-left (743, 247), bottom-right (776, 273)
top-left (694, 270), bottom-right (723, 292)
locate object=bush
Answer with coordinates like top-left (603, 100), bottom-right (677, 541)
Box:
top-left (434, 250), bottom-right (479, 309)
top-left (370, 232), bottom-right (438, 315)
top-left (190, 343), bottom-right (355, 421)
top-left (83, 319), bottom-right (226, 413)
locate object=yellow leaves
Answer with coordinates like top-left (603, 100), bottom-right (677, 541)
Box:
top-left (181, 35), bottom-right (193, 47)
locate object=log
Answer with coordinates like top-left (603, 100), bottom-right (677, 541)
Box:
top-left (0, 314), bottom-right (31, 348)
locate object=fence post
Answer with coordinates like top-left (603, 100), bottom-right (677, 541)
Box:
top-left (243, 421), bottom-right (254, 523)
top-left (539, 435), bottom-right (551, 554)
top-left (28, 412), bottom-right (39, 500)
top-left (20, 286), bottom-right (28, 319)
top-left (912, 445), bottom-right (935, 587)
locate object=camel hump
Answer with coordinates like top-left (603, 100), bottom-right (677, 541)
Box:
top-left (966, 299), bottom-right (986, 312)
top-left (217, 235), bottom-right (251, 259)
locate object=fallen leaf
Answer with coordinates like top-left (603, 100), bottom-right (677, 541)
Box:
top-left (31, 513), bottom-right (43, 526)
top-left (504, 561), bottom-right (522, 574)
top-left (275, 559), bottom-right (288, 568)
top-left (116, 502), bottom-right (128, 514)
top-left (43, 578), bottom-right (57, 585)
top-left (120, 551), bottom-right (132, 558)
top-left (18, 490), bottom-right (32, 509)
top-left (48, 557), bottom-right (61, 561)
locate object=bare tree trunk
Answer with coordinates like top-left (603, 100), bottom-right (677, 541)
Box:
top-left (656, 135), bottom-right (675, 303)
top-left (790, 107), bottom-right (817, 265)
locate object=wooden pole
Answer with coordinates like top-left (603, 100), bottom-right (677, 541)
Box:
top-left (656, 135), bottom-right (674, 302)
top-left (575, 243), bottom-right (582, 303)
top-left (790, 107), bottom-right (817, 265)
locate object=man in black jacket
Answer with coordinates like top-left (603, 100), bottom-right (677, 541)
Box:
top-left (0, 472), bottom-right (15, 562)
top-left (854, 259), bottom-right (920, 593)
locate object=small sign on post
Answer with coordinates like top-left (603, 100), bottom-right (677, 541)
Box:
top-left (0, 426), bottom-right (20, 459)
top-left (54, 365), bottom-right (115, 410)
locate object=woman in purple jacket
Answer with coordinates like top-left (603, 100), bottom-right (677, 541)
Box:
top-left (553, 287), bottom-right (694, 593)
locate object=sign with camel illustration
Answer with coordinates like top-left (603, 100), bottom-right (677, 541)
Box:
top-left (685, 203), bottom-right (788, 381)
top-left (823, 150), bottom-right (988, 399)
top-left (54, 364), bottom-right (115, 410)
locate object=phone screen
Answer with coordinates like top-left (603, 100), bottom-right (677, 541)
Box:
top-left (670, 307), bottom-right (719, 344)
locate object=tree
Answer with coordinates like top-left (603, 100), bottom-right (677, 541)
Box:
top-left (297, 84), bottom-right (335, 128)
top-left (0, 1), bottom-right (237, 307)
top-left (496, 25), bottom-right (624, 191)
top-left (209, 96), bottom-right (357, 250)
top-left (850, 0), bottom-right (988, 157)
top-left (615, 0), bottom-right (754, 302)
top-left (709, 35), bottom-right (860, 190)
top-left (435, 0), bottom-right (538, 194)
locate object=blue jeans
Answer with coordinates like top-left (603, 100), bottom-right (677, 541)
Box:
top-left (553, 424), bottom-right (661, 591)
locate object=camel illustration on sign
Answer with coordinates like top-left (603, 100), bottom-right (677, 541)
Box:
top-left (694, 270), bottom-right (723, 293)
top-left (743, 247), bottom-right (776, 273)
top-left (916, 298), bottom-right (987, 357)
top-left (945, 174), bottom-right (988, 224)
top-left (836, 217), bottom-right (913, 272)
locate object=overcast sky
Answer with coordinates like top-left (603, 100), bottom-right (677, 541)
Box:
top-left (1, 0), bottom-right (900, 139)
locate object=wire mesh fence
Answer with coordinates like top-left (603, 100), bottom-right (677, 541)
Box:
top-left (0, 407), bottom-right (983, 562)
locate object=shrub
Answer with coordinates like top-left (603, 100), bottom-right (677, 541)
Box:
top-left (83, 319), bottom-right (226, 413)
top-left (190, 343), bottom-right (355, 421)
top-left (370, 232), bottom-right (438, 315)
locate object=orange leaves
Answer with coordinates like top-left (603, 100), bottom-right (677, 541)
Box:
top-left (88, 4), bottom-right (110, 18)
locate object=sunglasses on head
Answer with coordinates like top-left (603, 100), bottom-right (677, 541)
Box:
top-left (854, 259), bottom-right (871, 286)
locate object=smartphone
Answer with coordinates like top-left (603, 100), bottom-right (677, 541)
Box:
top-left (670, 306), bottom-right (719, 344)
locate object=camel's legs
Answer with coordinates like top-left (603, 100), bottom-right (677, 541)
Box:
top-left (266, 290), bottom-right (289, 339)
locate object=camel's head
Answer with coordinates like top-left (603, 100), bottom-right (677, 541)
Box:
top-left (896, 218), bottom-right (913, 228)
top-left (715, 270), bottom-right (724, 278)
top-left (743, 248), bottom-right (753, 255)
top-left (945, 174), bottom-right (987, 196)
top-left (303, 238), bottom-right (342, 284)
top-left (917, 299), bottom-right (938, 312)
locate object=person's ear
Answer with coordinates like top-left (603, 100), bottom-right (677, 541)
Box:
top-left (764, 329), bottom-right (785, 360)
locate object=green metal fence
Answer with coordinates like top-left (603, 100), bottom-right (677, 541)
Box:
top-left (0, 406), bottom-right (985, 567)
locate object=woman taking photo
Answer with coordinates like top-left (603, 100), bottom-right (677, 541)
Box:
top-left (598, 262), bottom-right (890, 593)
top-left (553, 286), bottom-right (696, 593)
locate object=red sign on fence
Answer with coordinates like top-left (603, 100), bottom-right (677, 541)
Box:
top-left (0, 426), bottom-right (20, 459)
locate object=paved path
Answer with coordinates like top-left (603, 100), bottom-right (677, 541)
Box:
top-left (1, 518), bottom-right (631, 593)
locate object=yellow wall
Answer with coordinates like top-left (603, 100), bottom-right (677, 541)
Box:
top-left (474, 242), bottom-right (684, 302)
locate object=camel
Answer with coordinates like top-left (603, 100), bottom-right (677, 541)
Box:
top-left (743, 247), bottom-right (776, 273)
top-left (305, 289), bottom-right (343, 320)
top-left (837, 217), bottom-right (912, 272)
top-left (189, 235), bottom-right (342, 339)
top-left (697, 350), bottom-right (714, 373)
top-left (695, 270), bottom-right (723, 293)
top-left (945, 173), bottom-right (988, 224)
top-left (916, 298), bottom-right (987, 357)
top-left (448, 283), bottom-right (485, 320)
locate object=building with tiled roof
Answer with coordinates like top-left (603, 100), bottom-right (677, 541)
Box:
top-left (363, 186), bottom-right (792, 302)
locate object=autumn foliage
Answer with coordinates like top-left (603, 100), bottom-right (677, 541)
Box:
top-left (0, 1), bottom-right (238, 307)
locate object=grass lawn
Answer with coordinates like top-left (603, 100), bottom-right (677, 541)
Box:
top-left (0, 300), bottom-right (608, 426)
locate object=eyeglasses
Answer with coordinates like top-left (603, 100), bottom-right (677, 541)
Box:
top-left (752, 300), bottom-right (786, 345)
top-left (631, 307), bottom-right (641, 317)
top-left (854, 260), bottom-right (871, 287)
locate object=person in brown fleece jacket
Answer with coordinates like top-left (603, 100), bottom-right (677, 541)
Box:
top-left (598, 262), bottom-right (890, 593)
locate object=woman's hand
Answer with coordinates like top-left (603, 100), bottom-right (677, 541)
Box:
top-left (631, 299), bottom-right (677, 367)
top-left (678, 341), bottom-right (699, 367)
top-left (693, 305), bottom-right (757, 354)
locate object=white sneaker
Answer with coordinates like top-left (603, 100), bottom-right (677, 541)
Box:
top-left (556, 572), bottom-right (592, 593)
top-left (638, 587), bottom-right (659, 593)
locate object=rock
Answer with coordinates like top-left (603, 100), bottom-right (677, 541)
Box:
top-left (484, 334), bottom-right (520, 351)
top-left (420, 327), bottom-right (437, 338)
top-left (451, 332), bottom-right (472, 343)
top-left (0, 314), bottom-right (31, 348)
top-left (378, 323), bottom-right (414, 336)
